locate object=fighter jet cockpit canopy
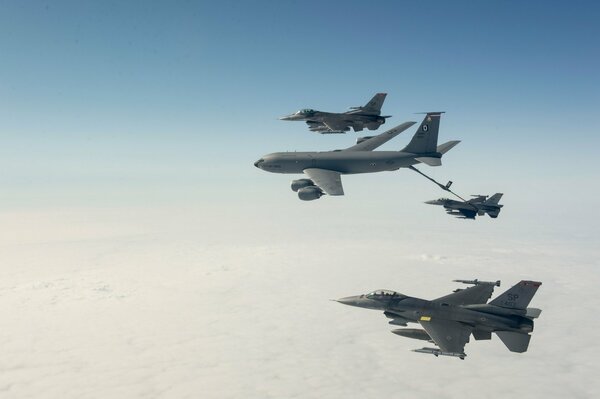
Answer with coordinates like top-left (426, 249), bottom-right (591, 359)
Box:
top-left (297, 109), bottom-right (316, 115)
top-left (365, 290), bottom-right (404, 299)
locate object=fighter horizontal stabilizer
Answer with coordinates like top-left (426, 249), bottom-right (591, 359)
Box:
top-left (412, 347), bottom-right (466, 360)
top-left (526, 308), bottom-right (542, 318)
top-left (496, 331), bottom-right (531, 353)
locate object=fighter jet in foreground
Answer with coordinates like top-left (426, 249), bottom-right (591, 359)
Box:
top-left (336, 279), bottom-right (542, 359)
top-left (426, 193), bottom-right (504, 219)
top-left (279, 93), bottom-right (390, 134)
top-left (255, 112), bottom-right (460, 200)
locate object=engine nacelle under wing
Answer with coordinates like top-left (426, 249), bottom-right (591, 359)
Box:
top-left (297, 186), bottom-right (323, 201)
top-left (291, 178), bottom-right (314, 192)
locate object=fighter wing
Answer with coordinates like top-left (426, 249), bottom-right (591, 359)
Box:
top-left (321, 117), bottom-right (352, 133)
top-left (433, 283), bottom-right (495, 306)
top-left (304, 168), bottom-right (344, 196)
top-left (306, 120), bottom-right (349, 134)
top-left (306, 121), bottom-right (327, 131)
top-left (343, 121), bottom-right (416, 151)
top-left (418, 318), bottom-right (472, 354)
top-left (449, 208), bottom-right (477, 219)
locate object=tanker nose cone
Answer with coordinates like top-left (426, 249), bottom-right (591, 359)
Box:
top-left (254, 159), bottom-right (264, 168)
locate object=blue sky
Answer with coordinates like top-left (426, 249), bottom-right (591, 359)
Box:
top-left (1, 1), bottom-right (599, 227)
top-left (1, 3), bottom-right (600, 398)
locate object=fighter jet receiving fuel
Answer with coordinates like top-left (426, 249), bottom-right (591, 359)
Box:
top-left (426, 193), bottom-right (504, 219)
top-left (255, 112), bottom-right (460, 201)
top-left (279, 93), bottom-right (390, 134)
top-left (336, 279), bottom-right (542, 360)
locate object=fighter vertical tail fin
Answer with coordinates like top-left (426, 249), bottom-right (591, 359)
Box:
top-left (402, 112), bottom-right (444, 154)
top-left (485, 193), bottom-right (504, 205)
top-left (489, 281), bottom-right (542, 310)
top-left (360, 93), bottom-right (387, 115)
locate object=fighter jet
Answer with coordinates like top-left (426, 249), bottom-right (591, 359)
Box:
top-left (255, 112), bottom-right (460, 200)
top-left (336, 279), bottom-right (542, 360)
top-left (426, 193), bottom-right (504, 219)
top-left (279, 93), bottom-right (391, 134)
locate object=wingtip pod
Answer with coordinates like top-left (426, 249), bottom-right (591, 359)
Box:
top-left (526, 308), bottom-right (542, 318)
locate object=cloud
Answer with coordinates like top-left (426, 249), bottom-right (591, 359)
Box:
top-left (0, 208), bottom-right (598, 398)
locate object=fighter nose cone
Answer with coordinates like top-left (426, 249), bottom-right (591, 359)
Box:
top-left (335, 296), bottom-right (358, 306)
top-left (279, 115), bottom-right (293, 121)
top-left (254, 159), bottom-right (264, 168)
top-left (424, 200), bottom-right (438, 205)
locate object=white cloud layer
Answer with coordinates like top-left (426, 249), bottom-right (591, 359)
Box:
top-left (1, 208), bottom-right (598, 398)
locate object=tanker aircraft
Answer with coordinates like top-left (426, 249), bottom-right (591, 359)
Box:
top-left (255, 112), bottom-right (459, 201)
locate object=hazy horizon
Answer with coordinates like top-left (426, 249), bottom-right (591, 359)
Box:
top-left (1, 1), bottom-right (599, 398)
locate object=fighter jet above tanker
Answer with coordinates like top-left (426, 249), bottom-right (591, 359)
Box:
top-left (279, 93), bottom-right (390, 134)
top-left (336, 279), bottom-right (542, 359)
top-left (426, 193), bottom-right (504, 219)
top-left (255, 112), bottom-right (460, 201)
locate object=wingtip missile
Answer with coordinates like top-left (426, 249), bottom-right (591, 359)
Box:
top-left (453, 279), bottom-right (501, 287)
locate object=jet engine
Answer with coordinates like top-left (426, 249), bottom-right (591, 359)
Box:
top-left (291, 178), bottom-right (314, 192)
top-left (356, 136), bottom-right (375, 144)
top-left (297, 186), bottom-right (323, 201)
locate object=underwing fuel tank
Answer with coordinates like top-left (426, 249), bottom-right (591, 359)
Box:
top-left (391, 328), bottom-right (432, 341)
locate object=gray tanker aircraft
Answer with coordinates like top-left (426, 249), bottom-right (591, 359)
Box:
top-left (336, 279), bottom-right (542, 360)
top-left (279, 93), bottom-right (390, 134)
top-left (255, 112), bottom-right (460, 201)
top-left (426, 193), bottom-right (504, 219)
